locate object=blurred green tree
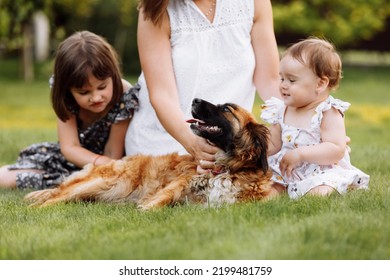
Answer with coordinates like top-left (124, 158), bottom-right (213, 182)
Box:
top-left (0, 0), bottom-right (139, 79)
top-left (0, 0), bottom-right (54, 81)
top-left (273, 0), bottom-right (390, 48)
top-left (1, 0), bottom-right (389, 80)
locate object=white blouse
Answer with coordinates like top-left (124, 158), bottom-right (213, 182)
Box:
top-left (125, 0), bottom-right (256, 156)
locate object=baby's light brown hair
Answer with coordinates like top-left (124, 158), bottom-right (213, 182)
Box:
top-left (282, 37), bottom-right (343, 90)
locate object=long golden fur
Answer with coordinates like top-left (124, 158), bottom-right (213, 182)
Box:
top-left (24, 98), bottom-right (275, 209)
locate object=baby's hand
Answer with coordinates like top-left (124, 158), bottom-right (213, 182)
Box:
top-left (279, 149), bottom-right (302, 178)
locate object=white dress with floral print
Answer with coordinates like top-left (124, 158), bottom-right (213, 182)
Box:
top-left (261, 96), bottom-right (369, 199)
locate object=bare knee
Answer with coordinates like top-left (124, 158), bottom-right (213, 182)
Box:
top-left (265, 182), bottom-right (286, 200)
top-left (272, 183), bottom-right (286, 194)
top-left (0, 166), bottom-right (44, 189)
top-left (0, 166), bottom-right (17, 189)
top-left (307, 185), bottom-right (335, 197)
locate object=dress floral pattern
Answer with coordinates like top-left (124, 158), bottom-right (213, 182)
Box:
top-left (261, 96), bottom-right (369, 199)
top-left (8, 85), bottom-right (139, 190)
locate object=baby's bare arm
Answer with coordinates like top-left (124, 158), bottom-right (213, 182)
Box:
top-left (280, 108), bottom-right (346, 177)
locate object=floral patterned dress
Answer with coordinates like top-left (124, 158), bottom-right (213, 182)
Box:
top-left (261, 96), bottom-right (369, 199)
top-left (8, 85), bottom-right (139, 190)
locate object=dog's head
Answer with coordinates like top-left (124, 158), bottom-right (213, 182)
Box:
top-left (187, 98), bottom-right (269, 173)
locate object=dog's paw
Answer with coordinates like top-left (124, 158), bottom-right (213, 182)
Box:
top-left (137, 203), bottom-right (154, 211)
top-left (24, 189), bottom-right (55, 205)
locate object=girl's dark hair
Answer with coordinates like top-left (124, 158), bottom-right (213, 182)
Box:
top-left (138, 0), bottom-right (169, 26)
top-left (51, 31), bottom-right (123, 121)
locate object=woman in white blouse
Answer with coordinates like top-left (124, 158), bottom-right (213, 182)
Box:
top-left (125, 0), bottom-right (280, 171)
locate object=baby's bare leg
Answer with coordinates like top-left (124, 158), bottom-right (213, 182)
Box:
top-left (307, 185), bottom-right (335, 196)
top-left (262, 182), bottom-right (286, 200)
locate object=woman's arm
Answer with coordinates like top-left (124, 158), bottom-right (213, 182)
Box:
top-left (137, 8), bottom-right (218, 162)
top-left (252, 0), bottom-right (281, 101)
top-left (280, 108), bottom-right (347, 177)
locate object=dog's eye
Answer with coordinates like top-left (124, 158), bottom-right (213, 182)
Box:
top-left (222, 106), bottom-right (231, 113)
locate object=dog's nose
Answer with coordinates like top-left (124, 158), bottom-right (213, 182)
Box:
top-left (193, 98), bottom-right (202, 104)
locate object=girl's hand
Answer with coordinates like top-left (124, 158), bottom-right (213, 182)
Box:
top-left (92, 155), bottom-right (113, 166)
top-left (279, 149), bottom-right (302, 178)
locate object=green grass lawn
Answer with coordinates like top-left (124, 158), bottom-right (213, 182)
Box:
top-left (0, 60), bottom-right (389, 260)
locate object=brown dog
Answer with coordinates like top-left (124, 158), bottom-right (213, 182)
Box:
top-left (24, 98), bottom-right (275, 209)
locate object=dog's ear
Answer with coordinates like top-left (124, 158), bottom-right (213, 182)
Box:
top-left (245, 122), bottom-right (269, 173)
top-left (227, 121), bottom-right (269, 173)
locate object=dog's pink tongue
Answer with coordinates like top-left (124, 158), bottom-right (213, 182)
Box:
top-left (186, 119), bottom-right (204, 124)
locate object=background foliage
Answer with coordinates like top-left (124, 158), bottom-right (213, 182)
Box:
top-left (0, 0), bottom-right (389, 79)
top-left (273, 0), bottom-right (390, 49)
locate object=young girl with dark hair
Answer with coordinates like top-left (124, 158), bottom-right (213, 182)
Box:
top-left (0, 31), bottom-right (138, 190)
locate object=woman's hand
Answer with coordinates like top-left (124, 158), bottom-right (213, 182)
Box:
top-left (185, 134), bottom-right (220, 174)
top-left (197, 159), bottom-right (216, 174)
